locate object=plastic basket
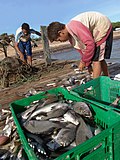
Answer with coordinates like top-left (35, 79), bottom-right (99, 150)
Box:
top-left (72, 76), bottom-right (120, 107)
top-left (10, 86), bottom-right (120, 160)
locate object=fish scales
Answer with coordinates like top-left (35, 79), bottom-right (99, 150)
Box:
top-left (75, 116), bottom-right (93, 146)
top-left (73, 102), bottom-right (93, 118)
top-left (56, 123), bottom-right (77, 146)
top-left (47, 123), bottom-right (76, 151)
top-left (63, 109), bottom-right (80, 125)
top-left (23, 120), bottom-right (67, 135)
top-left (40, 106), bottom-right (69, 120)
top-left (21, 94), bottom-right (59, 120)
top-left (29, 102), bottom-right (68, 120)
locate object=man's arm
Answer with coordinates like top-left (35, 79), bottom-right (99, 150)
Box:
top-left (30, 29), bottom-right (41, 36)
top-left (35, 30), bottom-right (41, 36)
top-left (67, 20), bottom-right (95, 67)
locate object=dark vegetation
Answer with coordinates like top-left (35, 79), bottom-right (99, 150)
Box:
top-left (112, 22), bottom-right (120, 30)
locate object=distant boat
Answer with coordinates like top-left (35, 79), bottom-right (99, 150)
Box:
top-left (115, 28), bottom-right (120, 31)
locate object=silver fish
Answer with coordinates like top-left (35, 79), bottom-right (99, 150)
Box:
top-left (21, 94), bottom-right (59, 120)
top-left (40, 106), bottom-right (69, 120)
top-left (49, 117), bottom-right (68, 123)
top-left (63, 109), bottom-right (80, 125)
top-left (1, 122), bottom-right (13, 137)
top-left (20, 100), bottom-right (45, 120)
top-left (0, 113), bottom-right (10, 121)
top-left (35, 115), bottom-right (47, 120)
top-left (1, 109), bottom-right (11, 114)
top-left (62, 77), bottom-right (76, 86)
top-left (23, 120), bottom-right (66, 135)
top-left (84, 86), bottom-right (93, 92)
top-left (73, 102), bottom-right (93, 118)
top-left (75, 116), bottom-right (93, 146)
top-left (29, 102), bottom-right (68, 120)
top-left (47, 123), bottom-right (76, 151)
top-left (56, 123), bottom-right (76, 146)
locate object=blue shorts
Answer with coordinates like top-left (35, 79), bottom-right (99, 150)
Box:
top-left (18, 40), bottom-right (32, 59)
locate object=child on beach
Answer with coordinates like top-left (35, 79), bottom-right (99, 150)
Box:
top-left (47, 11), bottom-right (113, 78)
top-left (15, 23), bottom-right (41, 66)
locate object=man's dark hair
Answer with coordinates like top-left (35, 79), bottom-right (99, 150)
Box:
top-left (47, 22), bottom-right (65, 42)
top-left (21, 23), bottom-right (30, 31)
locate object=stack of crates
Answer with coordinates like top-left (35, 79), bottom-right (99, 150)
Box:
top-left (10, 86), bottom-right (120, 160)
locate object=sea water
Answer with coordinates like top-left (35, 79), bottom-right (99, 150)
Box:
top-left (51, 39), bottom-right (120, 63)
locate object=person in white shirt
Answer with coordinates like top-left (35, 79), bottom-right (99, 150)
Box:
top-left (15, 23), bottom-right (41, 66)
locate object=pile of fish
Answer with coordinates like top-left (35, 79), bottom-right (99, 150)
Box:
top-left (0, 109), bottom-right (26, 159)
top-left (18, 94), bottom-right (100, 159)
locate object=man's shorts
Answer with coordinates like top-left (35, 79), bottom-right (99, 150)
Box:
top-left (18, 40), bottom-right (32, 59)
top-left (92, 29), bottom-right (113, 61)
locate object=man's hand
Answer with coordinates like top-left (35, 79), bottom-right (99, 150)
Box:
top-left (79, 61), bottom-right (86, 71)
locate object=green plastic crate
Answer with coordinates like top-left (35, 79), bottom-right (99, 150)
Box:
top-left (10, 87), bottom-right (120, 160)
top-left (72, 76), bottom-right (120, 107)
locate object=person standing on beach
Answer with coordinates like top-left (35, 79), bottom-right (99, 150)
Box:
top-left (15, 23), bottom-right (41, 66)
top-left (47, 11), bottom-right (113, 78)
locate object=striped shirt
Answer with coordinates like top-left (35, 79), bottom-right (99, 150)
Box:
top-left (15, 27), bottom-right (37, 42)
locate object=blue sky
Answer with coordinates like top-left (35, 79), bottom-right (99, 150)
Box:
top-left (0, 0), bottom-right (120, 35)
